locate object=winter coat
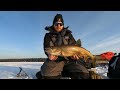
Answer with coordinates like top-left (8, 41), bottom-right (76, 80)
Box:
top-left (43, 26), bottom-right (77, 57)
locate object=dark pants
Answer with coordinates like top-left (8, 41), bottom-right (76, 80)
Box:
top-left (36, 58), bottom-right (90, 79)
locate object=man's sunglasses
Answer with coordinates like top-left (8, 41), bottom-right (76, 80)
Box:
top-left (54, 22), bottom-right (63, 26)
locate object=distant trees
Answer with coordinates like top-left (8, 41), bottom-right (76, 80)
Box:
top-left (0, 58), bottom-right (46, 62)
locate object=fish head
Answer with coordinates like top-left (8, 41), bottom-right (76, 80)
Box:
top-left (45, 46), bottom-right (61, 56)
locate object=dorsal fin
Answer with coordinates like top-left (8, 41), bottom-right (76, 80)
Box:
top-left (76, 39), bottom-right (81, 47)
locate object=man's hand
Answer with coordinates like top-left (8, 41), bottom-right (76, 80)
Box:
top-left (48, 54), bottom-right (58, 61)
top-left (70, 55), bottom-right (79, 60)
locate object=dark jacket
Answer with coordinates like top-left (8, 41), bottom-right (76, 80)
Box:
top-left (108, 55), bottom-right (120, 78)
top-left (43, 26), bottom-right (77, 57)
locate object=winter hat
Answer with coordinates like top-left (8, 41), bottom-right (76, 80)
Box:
top-left (53, 14), bottom-right (64, 26)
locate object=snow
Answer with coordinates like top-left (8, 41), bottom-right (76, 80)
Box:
top-left (93, 65), bottom-right (109, 79)
top-left (0, 62), bottom-right (44, 79)
top-left (0, 62), bottom-right (109, 79)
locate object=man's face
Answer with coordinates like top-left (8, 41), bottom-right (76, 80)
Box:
top-left (53, 19), bottom-right (64, 32)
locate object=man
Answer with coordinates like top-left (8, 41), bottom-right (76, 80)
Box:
top-left (36, 14), bottom-right (90, 79)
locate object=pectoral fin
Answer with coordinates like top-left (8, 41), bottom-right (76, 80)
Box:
top-left (61, 52), bottom-right (69, 60)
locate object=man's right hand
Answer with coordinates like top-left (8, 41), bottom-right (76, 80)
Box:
top-left (48, 54), bottom-right (58, 61)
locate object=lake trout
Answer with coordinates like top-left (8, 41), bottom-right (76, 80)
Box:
top-left (45, 45), bottom-right (95, 61)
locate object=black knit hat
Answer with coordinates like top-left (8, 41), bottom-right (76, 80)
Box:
top-left (53, 14), bottom-right (64, 26)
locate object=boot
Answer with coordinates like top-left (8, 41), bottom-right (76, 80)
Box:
top-left (36, 71), bottom-right (42, 79)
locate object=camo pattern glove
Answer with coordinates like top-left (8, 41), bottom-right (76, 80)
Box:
top-left (88, 68), bottom-right (103, 79)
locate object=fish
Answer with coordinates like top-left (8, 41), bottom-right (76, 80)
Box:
top-left (45, 45), bottom-right (95, 61)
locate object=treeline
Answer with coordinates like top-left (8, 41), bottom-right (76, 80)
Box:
top-left (0, 58), bottom-right (46, 62)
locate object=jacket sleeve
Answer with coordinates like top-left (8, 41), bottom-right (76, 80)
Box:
top-left (69, 32), bottom-right (82, 47)
top-left (69, 33), bottom-right (77, 45)
top-left (43, 33), bottom-right (51, 56)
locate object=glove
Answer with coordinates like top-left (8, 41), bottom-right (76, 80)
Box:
top-left (89, 70), bottom-right (102, 79)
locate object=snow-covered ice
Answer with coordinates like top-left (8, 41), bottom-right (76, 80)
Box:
top-left (0, 62), bottom-right (44, 79)
top-left (0, 62), bottom-right (109, 79)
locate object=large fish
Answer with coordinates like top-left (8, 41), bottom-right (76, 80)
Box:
top-left (45, 45), bottom-right (95, 61)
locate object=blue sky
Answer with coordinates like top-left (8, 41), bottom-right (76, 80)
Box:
top-left (0, 11), bottom-right (120, 59)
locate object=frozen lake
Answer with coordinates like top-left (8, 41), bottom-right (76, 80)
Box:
top-left (0, 62), bottom-right (109, 79)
